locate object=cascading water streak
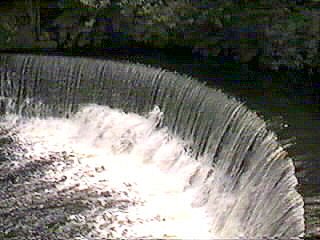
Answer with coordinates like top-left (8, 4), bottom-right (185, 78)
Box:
top-left (0, 54), bottom-right (304, 239)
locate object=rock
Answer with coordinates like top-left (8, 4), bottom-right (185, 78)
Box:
top-left (239, 47), bottom-right (258, 63)
top-left (53, 13), bottom-right (80, 29)
top-left (76, 34), bottom-right (91, 47)
top-left (34, 40), bottom-right (58, 49)
top-left (38, 31), bottom-right (51, 41)
top-left (12, 25), bottom-right (35, 47)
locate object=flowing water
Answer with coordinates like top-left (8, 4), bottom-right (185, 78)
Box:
top-left (101, 49), bottom-right (320, 238)
top-left (0, 54), bottom-right (306, 239)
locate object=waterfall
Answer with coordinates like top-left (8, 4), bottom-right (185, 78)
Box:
top-left (0, 54), bottom-right (304, 239)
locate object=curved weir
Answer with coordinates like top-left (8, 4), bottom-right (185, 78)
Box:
top-left (0, 54), bottom-right (304, 239)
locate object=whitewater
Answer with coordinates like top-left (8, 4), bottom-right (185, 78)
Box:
top-left (0, 104), bottom-right (226, 239)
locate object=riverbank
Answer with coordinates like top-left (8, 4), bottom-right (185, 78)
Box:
top-left (1, 0), bottom-right (320, 72)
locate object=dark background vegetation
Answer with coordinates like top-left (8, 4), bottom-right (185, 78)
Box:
top-left (0, 0), bottom-right (320, 71)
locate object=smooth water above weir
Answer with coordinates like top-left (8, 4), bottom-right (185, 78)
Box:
top-left (0, 54), bottom-right (304, 239)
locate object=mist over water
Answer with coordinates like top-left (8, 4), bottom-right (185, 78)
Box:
top-left (0, 54), bottom-right (305, 239)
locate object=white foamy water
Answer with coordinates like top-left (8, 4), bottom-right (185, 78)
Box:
top-left (0, 104), bottom-right (219, 239)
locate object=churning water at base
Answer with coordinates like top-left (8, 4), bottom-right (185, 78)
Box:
top-left (0, 105), bottom-right (217, 239)
top-left (0, 54), bottom-right (304, 239)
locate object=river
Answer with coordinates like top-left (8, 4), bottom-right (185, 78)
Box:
top-left (1, 49), bottom-right (319, 238)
